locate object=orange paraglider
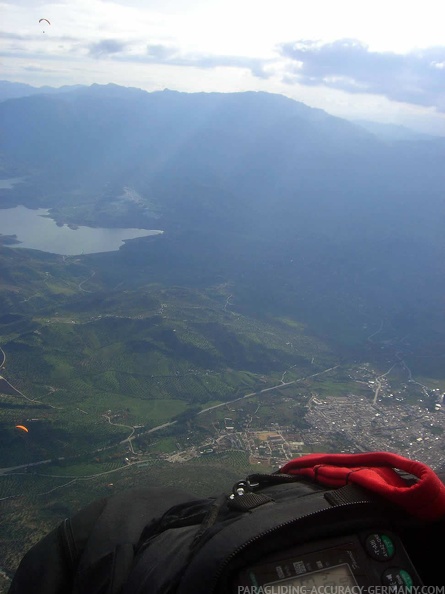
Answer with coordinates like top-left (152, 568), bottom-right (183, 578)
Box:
top-left (15, 425), bottom-right (29, 433)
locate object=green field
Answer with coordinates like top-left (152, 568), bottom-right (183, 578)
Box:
top-left (1, 238), bottom-right (442, 592)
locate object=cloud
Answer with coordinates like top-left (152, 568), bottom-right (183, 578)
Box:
top-left (278, 39), bottom-right (445, 112)
top-left (0, 32), bottom-right (28, 41)
top-left (84, 37), bottom-right (445, 110)
top-left (88, 39), bottom-right (128, 57)
top-left (170, 52), bottom-right (267, 77)
top-left (86, 39), bottom-right (269, 77)
top-left (146, 44), bottom-right (177, 61)
top-left (23, 64), bottom-right (53, 72)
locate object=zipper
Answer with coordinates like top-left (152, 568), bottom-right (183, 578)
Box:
top-left (230, 473), bottom-right (314, 498)
top-left (208, 498), bottom-right (374, 593)
top-left (59, 517), bottom-right (78, 568)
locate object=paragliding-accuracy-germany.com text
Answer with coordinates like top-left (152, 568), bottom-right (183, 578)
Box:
top-left (238, 584), bottom-right (445, 594)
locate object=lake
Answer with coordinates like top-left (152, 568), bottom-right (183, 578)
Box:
top-left (0, 206), bottom-right (163, 256)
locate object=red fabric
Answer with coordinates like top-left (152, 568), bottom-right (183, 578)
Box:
top-left (279, 451), bottom-right (445, 520)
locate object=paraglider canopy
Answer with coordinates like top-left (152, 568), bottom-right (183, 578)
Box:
top-left (15, 425), bottom-right (29, 433)
top-left (39, 18), bottom-right (50, 32)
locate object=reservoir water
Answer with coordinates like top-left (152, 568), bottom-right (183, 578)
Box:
top-left (0, 206), bottom-right (163, 256)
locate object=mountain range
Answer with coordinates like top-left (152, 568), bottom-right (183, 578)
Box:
top-left (1, 81), bottom-right (444, 371)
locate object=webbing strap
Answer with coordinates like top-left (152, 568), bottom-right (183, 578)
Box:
top-left (324, 483), bottom-right (376, 507)
top-left (227, 492), bottom-right (274, 512)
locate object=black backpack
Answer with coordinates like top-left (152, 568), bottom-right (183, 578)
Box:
top-left (8, 469), bottom-right (445, 593)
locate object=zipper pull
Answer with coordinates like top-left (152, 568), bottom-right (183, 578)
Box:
top-left (228, 479), bottom-right (274, 510)
top-left (230, 478), bottom-right (261, 498)
top-left (231, 480), bottom-right (250, 498)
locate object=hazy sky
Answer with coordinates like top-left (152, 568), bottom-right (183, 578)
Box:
top-left (1, 0), bottom-right (445, 134)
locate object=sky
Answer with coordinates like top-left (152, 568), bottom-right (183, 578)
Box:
top-left (1, 0), bottom-right (445, 135)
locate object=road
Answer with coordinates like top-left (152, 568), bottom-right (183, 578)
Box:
top-left (372, 362), bottom-right (397, 404)
top-left (198, 365), bottom-right (339, 415)
top-left (0, 458), bottom-right (53, 477)
top-left (0, 362), bottom-right (338, 476)
top-left (120, 365), bottom-right (340, 449)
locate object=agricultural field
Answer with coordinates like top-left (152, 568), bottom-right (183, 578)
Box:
top-left (2, 235), bottom-right (443, 592)
top-left (0, 450), bottom-right (268, 587)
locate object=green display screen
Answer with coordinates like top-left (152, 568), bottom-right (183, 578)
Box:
top-left (265, 564), bottom-right (357, 588)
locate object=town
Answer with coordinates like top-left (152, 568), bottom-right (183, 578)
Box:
top-left (152, 363), bottom-right (445, 472)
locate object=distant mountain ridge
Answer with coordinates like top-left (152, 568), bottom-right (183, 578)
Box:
top-left (353, 119), bottom-right (439, 141)
top-left (2, 80), bottom-right (440, 139)
top-left (0, 80), bottom-right (85, 102)
top-left (0, 82), bottom-right (383, 214)
top-left (0, 82), bottom-right (444, 363)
